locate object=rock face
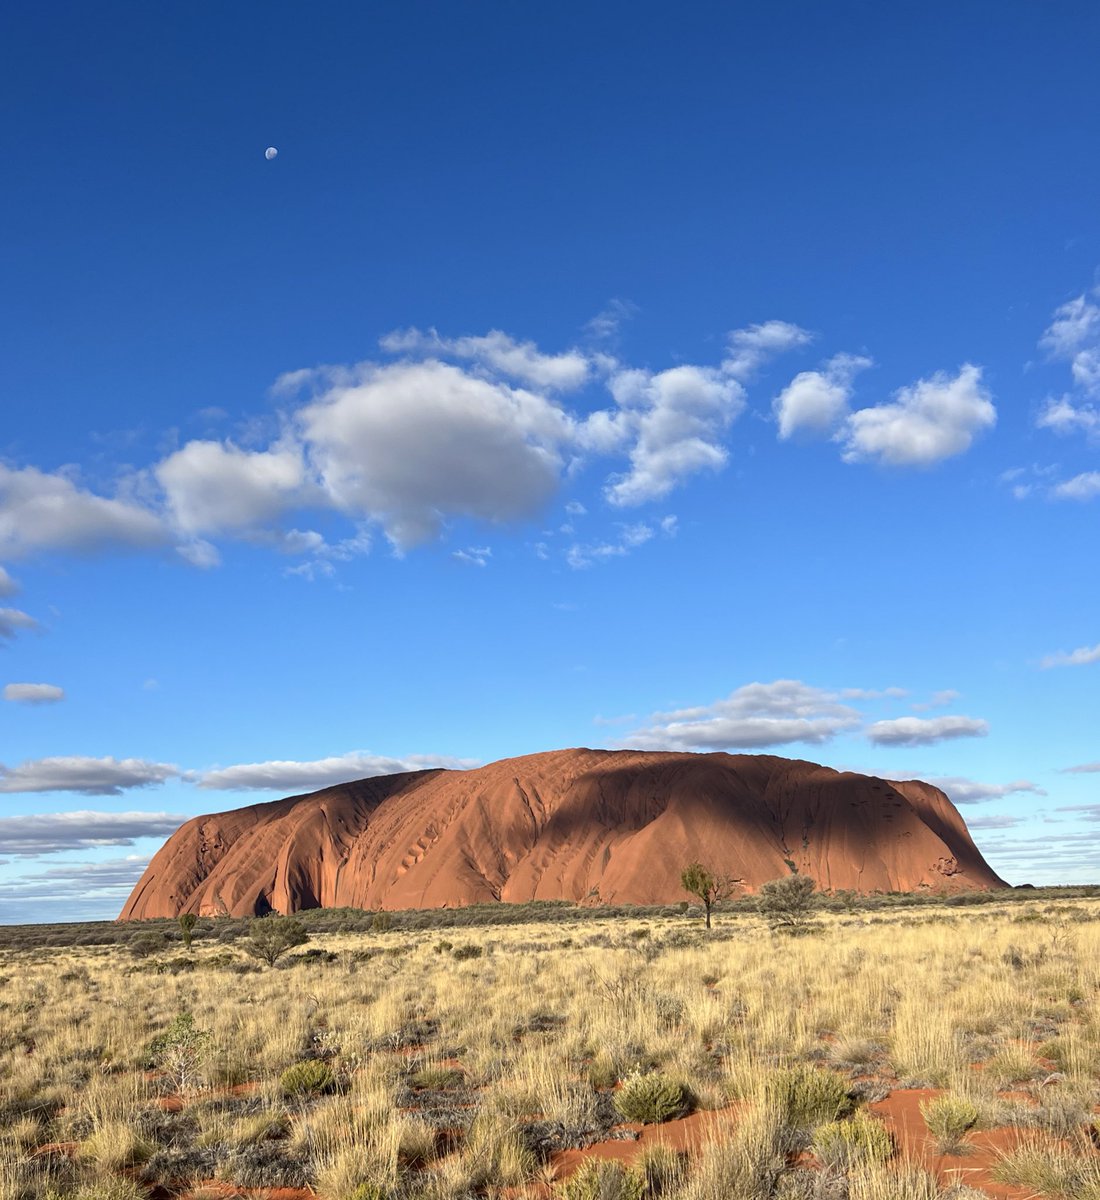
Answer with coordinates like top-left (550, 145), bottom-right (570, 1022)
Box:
top-left (119, 749), bottom-right (1006, 919)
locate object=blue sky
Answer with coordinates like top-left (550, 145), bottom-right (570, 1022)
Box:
top-left (2, 1), bottom-right (1099, 922)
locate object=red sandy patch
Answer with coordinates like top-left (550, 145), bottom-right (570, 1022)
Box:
top-left (871, 1088), bottom-right (1039, 1200)
top-left (550, 1107), bottom-right (739, 1178)
top-left (179, 1185), bottom-right (311, 1200)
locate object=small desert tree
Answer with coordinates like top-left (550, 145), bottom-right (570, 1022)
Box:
top-left (178, 912), bottom-right (198, 953)
top-left (243, 914), bottom-right (309, 967)
top-left (680, 862), bottom-right (742, 929)
top-left (757, 873), bottom-right (818, 931)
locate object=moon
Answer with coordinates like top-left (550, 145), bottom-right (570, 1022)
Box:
top-left (264, 147), bottom-right (278, 161)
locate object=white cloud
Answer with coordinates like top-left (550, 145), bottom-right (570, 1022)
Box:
top-left (565, 519), bottom-right (673, 569)
top-left (0, 567), bottom-right (18, 597)
top-left (194, 750), bottom-right (478, 792)
top-left (379, 327), bottom-right (591, 392)
top-left (865, 715), bottom-right (990, 746)
top-left (1061, 761), bottom-right (1100, 774)
top-left (840, 686), bottom-right (908, 700)
top-left (584, 300), bottom-right (637, 344)
top-left (0, 463), bottom-right (167, 559)
top-left (1041, 293), bottom-right (1100, 359)
top-left (774, 353), bottom-right (872, 439)
top-left (452, 546), bottom-right (491, 567)
top-left (723, 321), bottom-right (814, 381)
top-left (620, 679), bottom-right (861, 750)
top-left (0, 608), bottom-right (40, 642)
top-left (1040, 293), bottom-right (1100, 396)
top-left (840, 364), bottom-right (995, 466)
top-left (177, 538), bottom-right (221, 569)
top-left (3, 683), bottom-right (64, 704)
top-left (920, 776), bottom-right (1044, 805)
top-left (155, 439), bottom-right (312, 536)
top-left (1051, 472), bottom-right (1100, 502)
top-left (1040, 641), bottom-right (1100, 668)
top-left (564, 500), bottom-right (587, 516)
top-left (967, 814), bottom-right (1024, 830)
top-left (0, 756), bottom-right (179, 795)
top-left (911, 689), bottom-right (960, 712)
top-left (1036, 396), bottom-right (1100, 438)
top-left (602, 366), bottom-right (746, 505)
top-left (1034, 293), bottom-right (1100, 500)
top-left (0, 811), bottom-right (185, 855)
top-left (0, 854), bottom-right (154, 923)
top-left (300, 360), bottom-right (572, 548)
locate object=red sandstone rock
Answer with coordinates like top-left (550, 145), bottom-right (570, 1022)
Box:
top-left (119, 749), bottom-right (1005, 919)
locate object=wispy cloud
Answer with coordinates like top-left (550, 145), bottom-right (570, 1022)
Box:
top-left (865, 715), bottom-right (989, 746)
top-left (0, 855), bottom-right (152, 924)
top-left (566, 520), bottom-right (670, 569)
top-left (1040, 641), bottom-right (1100, 668)
top-left (193, 750), bottom-right (479, 793)
top-left (0, 756), bottom-right (179, 795)
top-left (380, 327), bottom-right (591, 392)
top-left (0, 608), bottom-right (41, 642)
top-left (911, 689), bottom-right (959, 712)
top-left (919, 776), bottom-right (1043, 805)
top-left (620, 680), bottom-right (862, 751)
top-left (967, 814), bottom-right (1024, 830)
top-left (722, 321), bottom-right (814, 381)
top-left (3, 683), bottom-right (65, 704)
top-left (1051, 472), bottom-right (1100, 502)
top-left (0, 812), bottom-right (184, 855)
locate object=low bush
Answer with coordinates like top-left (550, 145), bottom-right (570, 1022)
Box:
top-left (613, 1070), bottom-right (688, 1124)
top-left (561, 1159), bottom-right (646, 1200)
top-left (920, 1094), bottom-right (978, 1153)
top-left (768, 1065), bottom-right (853, 1128)
top-left (813, 1110), bottom-right (894, 1170)
top-left (280, 1059), bottom-right (335, 1097)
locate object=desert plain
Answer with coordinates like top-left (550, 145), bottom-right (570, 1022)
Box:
top-left (4, 889), bottom-right (1100, 1200)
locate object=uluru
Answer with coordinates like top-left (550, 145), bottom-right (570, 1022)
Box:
top-left (119, 748), bottom-right (1006, 920)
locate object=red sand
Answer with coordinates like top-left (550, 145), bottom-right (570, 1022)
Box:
top-left (120, 749), bottom-right (1004, 918)
top-left (871, 1088), bottom-right (1040, 1200)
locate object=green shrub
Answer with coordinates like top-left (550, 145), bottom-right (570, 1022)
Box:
top-left (813, 1111), bottom-right (894, 1170)
top-left (757, 875), bottom-right (818, 931)
top-left (371, 912), bottom-right (393, 933)
top-left (451, 944), bottom-right (483, 960)
top-left (178, 913), bottom-right (198, 952)
top-left (920, 1094), bottom-right (978, 1153)
top-left (613, 1070), bottom-right (688, 1124)
top-left (280, 1058), bottom-right (335, 1096)
top-left (349, 1186), bottom-right (389, 1200)
top-left (243, 915), bottom-right (308, 967)
top-left (560, 1160), bottom-right (646, 1200)
top-left (145, 1010), bottom-right (213, 1092)
top-left (129, 932), bottom-right (167, 959)
top-left (768, 1065), bottom-right (853, 1128)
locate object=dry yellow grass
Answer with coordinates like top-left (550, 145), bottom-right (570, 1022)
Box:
top-left (1, 898), bottom-right (1099, 1200)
